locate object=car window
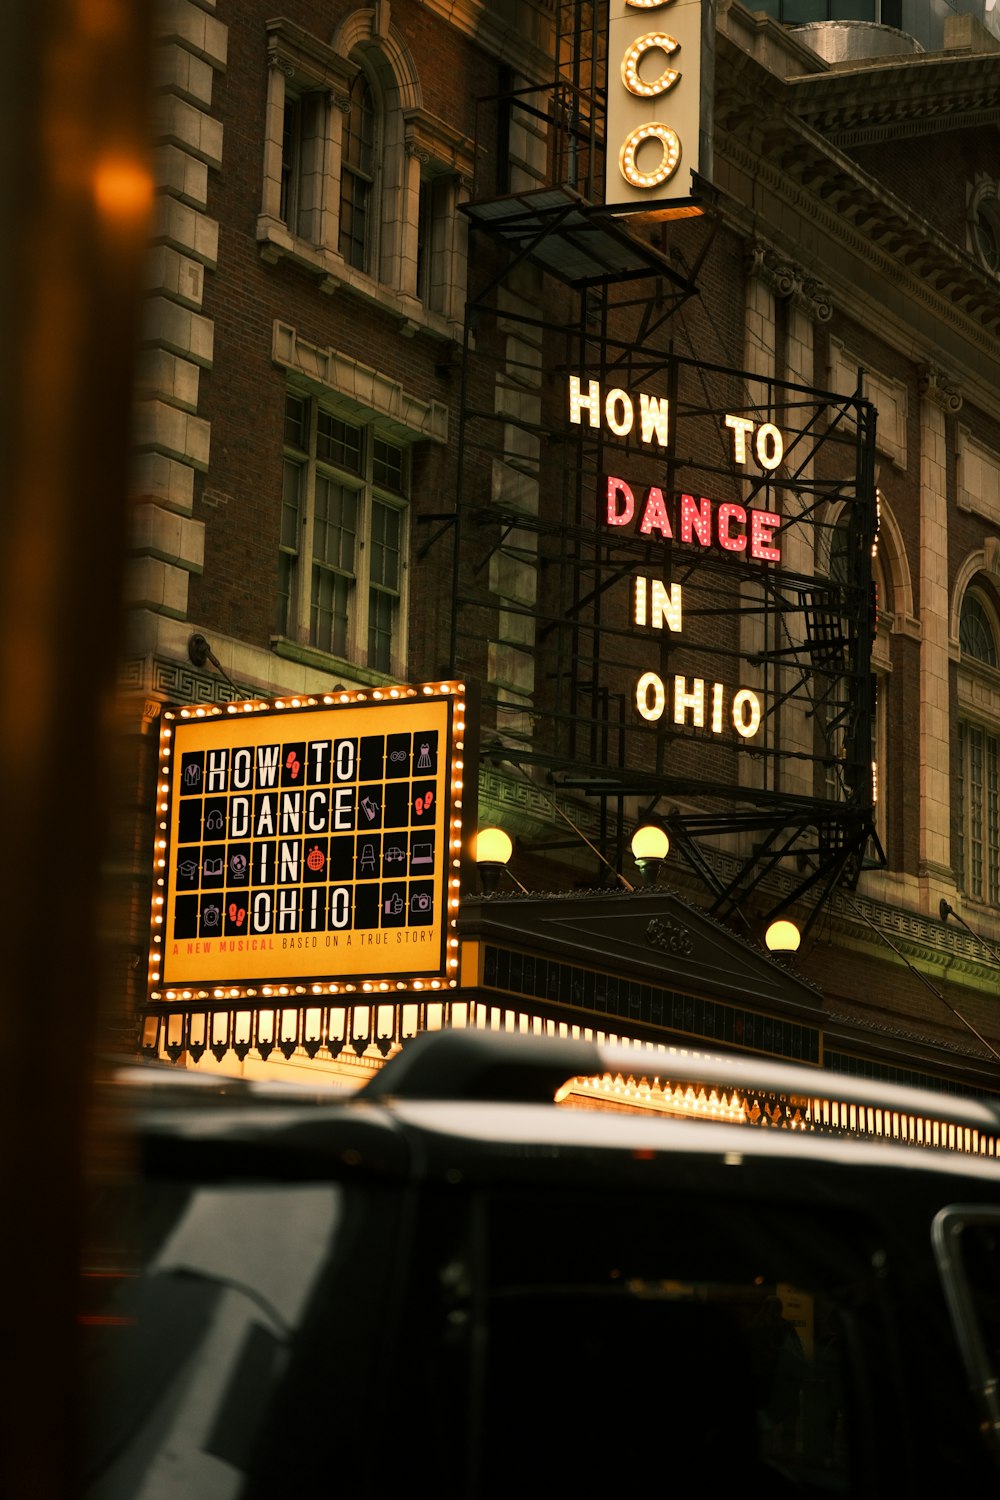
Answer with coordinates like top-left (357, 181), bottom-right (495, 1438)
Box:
top-left (933, 1205), bottom-right (1000, 1465)
top-left (83, 1183), bottom-right (343, 1499)
top-left (467, 1187), bottom-right (877, 1495)
top-left (328, 1177), bottom-right (916, 1499)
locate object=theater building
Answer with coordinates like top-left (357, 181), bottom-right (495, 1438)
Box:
top-left (121, 0), bottom-right (1000, 1104)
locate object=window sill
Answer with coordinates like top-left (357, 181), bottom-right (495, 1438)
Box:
top-left (270, 634), bottom-right (399, 688)
top-left (256, 217), bottom-right (463, 345)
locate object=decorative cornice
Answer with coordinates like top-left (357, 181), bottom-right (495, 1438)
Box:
top-left (715, 33), bottom-right (1000, 396)
top-left (918, 362), bottom-right (964, 413)
top-left (786, 53), bottom-right (1000, 144)
top-left (272, 320), bottom-right (449, 443)
top-left (403, 107), bottom-right (476, 179)
top-left (265, 17), bottom-right (358, 94)
top-left (745, 240), bottom-right (833, 321)
top-left (716, 129), bottom-right (1000, 399)
top-left (827, 107), bottom-right (1000, 151)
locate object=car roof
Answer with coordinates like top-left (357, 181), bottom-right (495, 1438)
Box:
top-left (108, 1030), bottom-right (1000, 1201)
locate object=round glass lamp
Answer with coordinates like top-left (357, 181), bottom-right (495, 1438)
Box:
top-left (475, 827), bottom-right (513, 894)
top-left (765, 918), bottom-right (801, 955)
top-left (630, 824), bottom-right (669, 886)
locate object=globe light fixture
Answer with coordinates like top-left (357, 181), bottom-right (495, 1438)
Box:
top-left (475, 826), bottom-right (513, 894)
top-left (630, 824), bottom-right (669, 887)
top-left (765, 918), bottom-right (801, 956)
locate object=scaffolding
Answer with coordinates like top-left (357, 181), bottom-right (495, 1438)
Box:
top-left (432, 3), bottom-right (881, 934)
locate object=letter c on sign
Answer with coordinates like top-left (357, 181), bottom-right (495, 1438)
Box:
top-left (621, 34), bottom-right (680, 99)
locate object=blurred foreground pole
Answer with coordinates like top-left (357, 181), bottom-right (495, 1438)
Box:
top-left (0, 2), bottom-right (151, 1495)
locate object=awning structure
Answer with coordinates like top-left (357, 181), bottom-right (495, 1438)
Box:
top-left (143, 887), bottom-right (1000, 1121)
top-left (462, 185), bottom-right (698, 290)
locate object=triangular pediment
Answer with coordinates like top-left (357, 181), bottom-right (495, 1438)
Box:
top-left (461, 890), bottom-right (824, 1021)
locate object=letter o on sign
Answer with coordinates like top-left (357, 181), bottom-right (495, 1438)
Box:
top-left (636, 671), bottom-right (666, 721)
top-left (755, 423), bottom-right (784, 471)
top-left (619, 124), bottom-right (681, 191)
top-left (732, 689), bottom-right (762, 739)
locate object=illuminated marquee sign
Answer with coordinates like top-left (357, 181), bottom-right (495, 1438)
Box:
top-left (605, 0), bottom-right (714, 214)
top-left (569, 375), bottom-right (783, 737)
top-left (148, 683), bottom-right (469, 1001)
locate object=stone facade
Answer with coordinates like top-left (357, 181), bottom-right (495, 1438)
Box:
top-left (126, 0), bottom-right (1000, 1093)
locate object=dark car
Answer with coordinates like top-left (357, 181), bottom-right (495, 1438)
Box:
top-left (84, 1031), bottom-right (1000, 1497)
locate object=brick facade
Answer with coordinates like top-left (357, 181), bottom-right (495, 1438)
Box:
top-left (126, 0), bottom-right (1000, 1093)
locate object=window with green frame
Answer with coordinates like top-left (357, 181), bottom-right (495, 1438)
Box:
top-left (958, 589), bottom-right (1000, 903)
top-left (339, 69), bottom-right (377, 273)
top-left (957, 721), bottom-right (1000, 904)
top-left (279, 391), bottom-right (408, 674)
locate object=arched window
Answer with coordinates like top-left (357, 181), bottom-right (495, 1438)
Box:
top-left (957, 583), bottom-right (1000, 902)
top-left (968, 179), bottom-right (1000, 277)
top-left (960, 589), bottom-right (998, 667)
top-left (259, 18), bottom-right (471, 333)
top-left (339, 68), bottom-right (377, 273)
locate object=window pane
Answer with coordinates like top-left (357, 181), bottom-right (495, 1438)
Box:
top-left (313, 476), bottom-right (358, 572)
top-left (281, 460), bottom-right (302, 549)
top-left (970, 726), bottom-right (985, 900)
top-left (831, 0), bottom-right (874, 16)
top-left (781, 0), bottom-right (827, 20)
top-left (989, 736), bottom-right (999, 904)
top-left (279, 391), bottom-right (408, 672)
top-left (958, 721), bottom-right (967, 886)
top-left (343, 72), bottom-right (375, 176)
top-left (276, 552), bottom-right (295, 636)
top-left (370, 500), bottom-right (401, 589)
top-left (960, 721), bottom-right (1000, 902)
top-left (311, 566), bottom-right (350, 657)
top-left (373, 437), bottom-right (405, 494)
top-left (369, 587), bottom-right (394, 673)
top-left (277, 460), bottom-right (302, 636)
top-left (339, 173), bottom-right (370, 271)
top-left (317, 411), bottom-right (362, 473)
top-left (339, 72), bottom-right (375, 271)
top-left (975, 208), bottom-right (1000, 273)
top-left (280, 97), bottom-right (300, 227)
top-left (285, 393), bottom-right (307, 450)
top-left (417, 179), bottom-right (431, 303)
top-left (960, 593), bottom-right (997, 667)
